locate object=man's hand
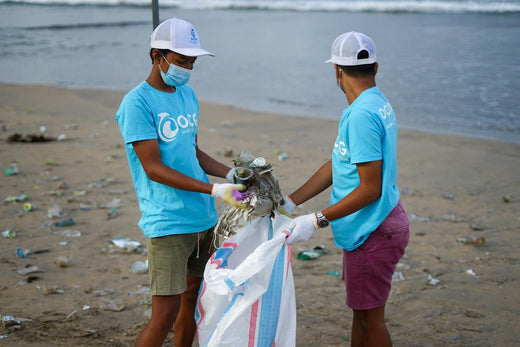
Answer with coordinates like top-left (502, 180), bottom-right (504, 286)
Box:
top-left (285, 213), bottom-right (317, 245)
top-left (280, 195), bottom-right (297, 216)
top-left (211, 183), bottom-right (249, 209)
top-left (225, 168), bottom-right (235, 182)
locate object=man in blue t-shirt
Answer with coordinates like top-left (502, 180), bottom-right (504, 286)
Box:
top-left (115, 17), bottom-right (245, 347)
top-left (283, 32), bottom-right (409, 346)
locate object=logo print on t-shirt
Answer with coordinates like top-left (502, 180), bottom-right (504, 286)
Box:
top-left (334, 138), bottom-right (348, 158)
top-left (157, 112), bottom-right (198, 142)
top-left (158, 113), bottom-right (179, 142)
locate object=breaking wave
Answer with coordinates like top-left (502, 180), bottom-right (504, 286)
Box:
top-left (2, 0), bottom-right (520, 14)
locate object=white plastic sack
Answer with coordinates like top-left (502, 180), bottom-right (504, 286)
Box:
top-left (196, 213), bottom-right (296, 347)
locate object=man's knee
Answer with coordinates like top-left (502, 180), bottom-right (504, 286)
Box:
top-left (354, 305), bottom-right (386, 329)
top-left (185, 276), bottom-right (202, 297)
top-left (152, 295), bottom-right (182, 323)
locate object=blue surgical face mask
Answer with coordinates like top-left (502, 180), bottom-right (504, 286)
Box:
top-left (160, 54), bottom-right (191, 87)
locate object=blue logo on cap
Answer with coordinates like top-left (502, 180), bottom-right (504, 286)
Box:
top-left (190, 28), bottom-right (199, 44)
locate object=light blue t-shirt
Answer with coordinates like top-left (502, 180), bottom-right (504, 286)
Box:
top-left (115, 81), bottom-right (218, 238)
top-left (330, 86), bottom-right (400, 251)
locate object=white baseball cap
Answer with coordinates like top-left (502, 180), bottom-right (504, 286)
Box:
top-left (325, 31), bottom-right (376, 66)
top-left (150, 17), bottom-right (214, 57)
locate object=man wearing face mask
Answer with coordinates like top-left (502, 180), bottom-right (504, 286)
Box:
top-left (282, 32), bottom-right (409, 346)
top-left (115, 17), bottom-right (245, 347)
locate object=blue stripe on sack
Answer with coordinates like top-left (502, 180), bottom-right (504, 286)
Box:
top-left (194, 281), bottom-right (204, 323)
top-left (205, 292), bottom-right (245, 347)
top-left (256, 221), bottom-right (286, 346)
top-left (224, 277), bottom-right (236, 291)
top-left (212, 246), bottom-right (234, 268)
top-left (224, 276), bottom-right (250, 290)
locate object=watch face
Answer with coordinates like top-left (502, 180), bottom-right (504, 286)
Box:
top-left (316, 212), bottom-right (329, 228)
top-left (318, 220), bottom-right (329, 228)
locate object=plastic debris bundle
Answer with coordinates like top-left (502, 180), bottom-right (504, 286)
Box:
top-left (215, 149), bottom-right (284, 239)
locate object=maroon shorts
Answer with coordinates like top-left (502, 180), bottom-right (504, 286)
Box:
top-left (342, 201), bottom-right (409, 310)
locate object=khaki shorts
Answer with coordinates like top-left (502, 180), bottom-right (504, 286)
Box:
top-left (146, 227), bottom-right (217, 296)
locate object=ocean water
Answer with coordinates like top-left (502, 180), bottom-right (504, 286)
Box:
top-left (1, 0), bottom-right (519, 144)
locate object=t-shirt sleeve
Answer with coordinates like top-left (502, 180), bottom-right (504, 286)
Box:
top-left (116, 92), bottom-right (157, 144)
top-left (347, 110), bottom-right (383, 164)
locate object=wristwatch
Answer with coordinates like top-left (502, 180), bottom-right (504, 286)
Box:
top-left (315, 211), bottom-right (330, 228)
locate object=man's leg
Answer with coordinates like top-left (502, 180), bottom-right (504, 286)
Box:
top-left (136, 294), bottom-right (182, 347)
top-left (173, 275), bottom-right (203, 347)
top-left (351, 304), bottom-right (392, 347)
top-left (351, 309), bottom-right (363, 347)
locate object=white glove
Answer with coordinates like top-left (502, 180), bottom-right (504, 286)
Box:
top-left (225, 168), bottom-right (235, 182)
top-left (211, 183), bottom-right (248, 209)
top-left (285, 213), bottom-right (317, 245)
top-left (283, 196), bottom-right (297, 215)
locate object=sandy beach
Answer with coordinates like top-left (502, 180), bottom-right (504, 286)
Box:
top-left (1, 82), bottom-right (519, 346)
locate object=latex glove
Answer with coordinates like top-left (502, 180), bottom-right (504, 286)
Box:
top-left (225, 168), bottom-right (235, 183)
top-left (285, 213), bottom-right (317, 245)
top-left (211, 183), bottom-right (249, 209)
top-left (276, 195), bottom-right (297, 217)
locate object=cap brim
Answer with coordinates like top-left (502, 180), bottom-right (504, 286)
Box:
top-left (172, 48), bottom-right (215, 57)
top-left (325, 55), bottom-right (344, 64)
top-left (324, 56), bottom-right (376, 65)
